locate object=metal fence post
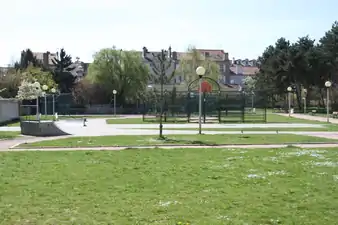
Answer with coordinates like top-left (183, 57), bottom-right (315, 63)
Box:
top-left (241, 92), bottom-right (245, 123)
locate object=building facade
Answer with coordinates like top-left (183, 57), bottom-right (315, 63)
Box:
top-left (33, 52), bottom-right (58, 68)
top-left (143, 48), bottom-right (232, 85)
top-left (33, 52), bottom-right (89, 79)
top-left (229, 58), bottom-right (259, 85)
top-left (32, 49), bottom-right (259, 87)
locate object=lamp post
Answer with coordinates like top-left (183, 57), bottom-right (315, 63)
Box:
top-left (251, 91), bottom-right (255, 112)
top-left (42, 85), bottom-right (48, 116)
top-left (325, 81), bottom-right (332, 123)
top-left (303, 89), bottom-right (307, 114)
top-left (33, 81), bottom-right (41, 120)
top-left (113, 89), bottom-right (117, 117)
top-left (287, 86), bottom-right (292, 117)
top-left (196, 66), bottom-right (206, 134)
top-left (50, 88), bottom-right (56, 116)
top-left (142, 46), bottom-right (177, 138)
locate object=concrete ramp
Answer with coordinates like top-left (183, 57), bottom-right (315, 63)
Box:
top-left (21, 121), bottom-right (70, 137)
top-left (54, 119), bottom-right (85, 135)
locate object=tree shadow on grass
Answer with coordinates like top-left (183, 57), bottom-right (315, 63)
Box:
top-left (158, 136), bottom-right (216, 146)
top-left (156, 135), bottom-right (252, 146)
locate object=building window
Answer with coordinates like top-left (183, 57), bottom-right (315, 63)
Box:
top-left (219, 64), bottom-right (224, 72)
top-left (205, 52), bottom-right (210, 57)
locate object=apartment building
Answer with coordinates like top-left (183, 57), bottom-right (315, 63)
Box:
top-left (229, 58), bottom-right (259, 85)
top-left (33, 52), bottom-right (58, 68)
top-left (30, 49), bottom-right (257, 86)
top-left (143, 48), bottom-right (231, 85)
top-left (197, 49), bottom-right (231, 84)
top-left (33, 52), bottom-right (89, 78)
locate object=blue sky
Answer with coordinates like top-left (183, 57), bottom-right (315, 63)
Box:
top-left (0, 0), bottom-right (337, 66)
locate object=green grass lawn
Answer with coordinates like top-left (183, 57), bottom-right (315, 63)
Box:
top-left (17, 134), bottom-right (336, 148)
top-left (266, 113), bottom-right (322, 123)
top-left (0, 131), bottom-right (20, 140)
top-left (130, 126), bottom-right (338, 131)
top-left (105, 114), bottom-right (338, 131)
top-left (1, 147), bottom-right (338, 224)
top-left (106, 113), bottom-right (325, 124)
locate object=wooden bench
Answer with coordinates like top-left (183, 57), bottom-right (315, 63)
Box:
top-left (332, 112), bottom-right (338, 118)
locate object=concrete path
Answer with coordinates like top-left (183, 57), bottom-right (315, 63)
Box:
top-left (0, 118), bottom-right (327, 136)
top-left (277, 113), bottom-right (338, 124)
top-left (0, 119), bottom-right (324, 133)
top-left (5, 143), bottom-right (338, 152)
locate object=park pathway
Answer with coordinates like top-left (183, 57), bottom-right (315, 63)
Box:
top-left (277, 113), bottom-right (338, 124)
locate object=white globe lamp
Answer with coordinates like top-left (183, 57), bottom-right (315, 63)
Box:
top-left (325, 81), bottom-right (332, 88)
top-left (196, 66), bottom-right (206, 78)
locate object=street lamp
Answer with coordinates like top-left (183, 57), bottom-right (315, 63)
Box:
top-left (33, 81), bottom-right (41, 120)
top-left (50, 88), bottom-right (57, 116)
top-left (113, 89), bottom-right (117, 117)
top-left (143, 46), bottom-right (178, 138)
top-left (303, 89), bottom-right (307, 114)
top-left (325, 81), bottom-right (332, 123)
top-left (287, 86), bottom-right (292, 117)
top-left (251, 91), bottom-right (255, 112)
top-left (196, 66), bottom-right (206, 134)
top-left (42, 85), bottom-right (48, 116)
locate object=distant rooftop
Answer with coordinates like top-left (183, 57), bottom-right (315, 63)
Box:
top-left (230, 58), bottom-right (259, 75)
top-left (232, 58), bottom-right (258, 67)
top-left (33, 52), bottom-right (57, 65)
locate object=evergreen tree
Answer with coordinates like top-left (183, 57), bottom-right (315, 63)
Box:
top-left (52, 48), bottom-right (76, 93)
top-left (14, 49), bottom-right (42, 70)
top-left (255, 21), bottom-right (338, 110)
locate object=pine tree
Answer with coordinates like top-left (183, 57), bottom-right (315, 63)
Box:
top-left (52, 48), bottom-right (76, 93)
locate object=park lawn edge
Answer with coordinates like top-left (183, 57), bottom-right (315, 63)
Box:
top-left (11, 143), bottom-right (335, 150)
top-left (0, 131), bottom-right (21, 140)
top-left (120, 127), bottom-right (337, 131)
top-left (15, 134), bottom-right (338, 148)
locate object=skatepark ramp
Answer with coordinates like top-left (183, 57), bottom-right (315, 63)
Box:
top-left (20, 120), bottom-right (72, 137)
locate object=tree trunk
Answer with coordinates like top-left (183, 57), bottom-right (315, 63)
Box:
top-left (319, 89), bottom-right (324, 107)
top-left (295, 83), bottom-right (302, 111)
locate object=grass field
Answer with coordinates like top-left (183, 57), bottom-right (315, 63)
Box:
top-left (130, 126), bottom-right (338, 131)
top-left (1, 147), bottom-right (338, 224)
top-left (106, 114), bottom-right (326, 124)
top-left (0, 131), bottom-right (20, 140)
top-left (105, 114), bottom-right (338, 131)
top-left (16, 134), bottom-right (336, 148)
